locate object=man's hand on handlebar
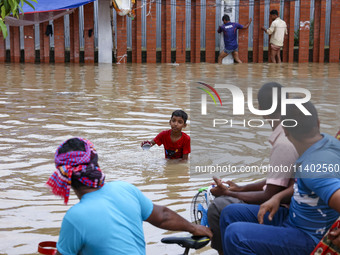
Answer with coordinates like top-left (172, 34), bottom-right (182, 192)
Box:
top-left (190, 224), bottom-right (213, 239)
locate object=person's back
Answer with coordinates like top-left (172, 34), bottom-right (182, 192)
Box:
top-left (49, 137), bottom-right (212, 255)
top-left (269, 17), bottom-right (287, 47)
top-left (288, 133), bottom-right (340, 243)
top-left (218, 101), bottom-right (340, 255)
top-left (58, 181), bottom-right (153, 255)
top-left (220, 22), bottom-right (243, 50)
top-left (217, 14), bottom-right (251, 64)
top-left (207, 83), bottom-right (298, 254)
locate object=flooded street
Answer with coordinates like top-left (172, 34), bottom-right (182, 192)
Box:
top-left (0, 63), bottom-right (339, 254)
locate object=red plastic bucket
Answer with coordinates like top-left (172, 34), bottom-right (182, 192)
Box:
top-left (38, 241), bottom-right (57, 255)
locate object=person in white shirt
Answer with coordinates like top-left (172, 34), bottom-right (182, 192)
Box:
top-left (262, 10), bottom-right (288, 63)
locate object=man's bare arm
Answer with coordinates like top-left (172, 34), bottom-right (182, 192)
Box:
top-left (225, 184), bottom-right (286, 204)
top-left (146, 204), bottom-right (212, 238)
top-left (211, 177), bottom-right (286, 204)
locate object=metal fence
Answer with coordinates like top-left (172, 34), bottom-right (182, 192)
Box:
top-left (5, 0), bottom-right (332, 52)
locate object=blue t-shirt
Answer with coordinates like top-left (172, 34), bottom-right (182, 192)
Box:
top-left (288, 134), bottom-right (340, 244)
top-left (218, 22), bottom-right (243, 50)
top-left (57, 181), bottom-right (154, 255)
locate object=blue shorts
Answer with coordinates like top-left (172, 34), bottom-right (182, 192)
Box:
top-left (220, 204), bottom-right (316, 255)
top-left (224, 48), bottom-right (238, 54)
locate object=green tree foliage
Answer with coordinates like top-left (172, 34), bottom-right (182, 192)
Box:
top-left (0, 0), bottom-right (37, 38)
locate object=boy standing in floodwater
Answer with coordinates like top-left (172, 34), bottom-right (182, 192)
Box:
top-left (141, 110), bottom-right (190, 160)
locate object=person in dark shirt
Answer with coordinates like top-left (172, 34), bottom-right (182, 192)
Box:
top-left (217, 14), bottom-right (252, 64)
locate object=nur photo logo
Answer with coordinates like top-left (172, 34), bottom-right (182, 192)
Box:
top-left (196, 82), bottom-right (223, 115)
top-left (196, 83), bottom-right (312, 128)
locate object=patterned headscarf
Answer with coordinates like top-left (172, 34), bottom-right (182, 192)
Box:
top-left (46, 137), bottom-right (105, 205)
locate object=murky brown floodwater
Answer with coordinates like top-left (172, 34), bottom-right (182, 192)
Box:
top-left (0, 63), bottom-right (339, 255)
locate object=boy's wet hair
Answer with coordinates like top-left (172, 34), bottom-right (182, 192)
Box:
top-left (222, 15), bottom-right (230, 22)
top-left (270, 10), bottom-right (278, 16)
top-left (171, 110), bottom-right (188, 123)
top-left (281, 101), bottom-right (319, 141)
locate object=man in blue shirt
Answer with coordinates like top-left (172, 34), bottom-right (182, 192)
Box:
top-left (213, 101), bottom-right (340, 254)
top-left (47, 137), bottom-right (212, 255)
top-left (217, 14), bottom-right (252, 64)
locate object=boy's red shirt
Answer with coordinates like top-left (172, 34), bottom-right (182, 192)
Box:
top-left (154, 129), bottom-right (191, 159)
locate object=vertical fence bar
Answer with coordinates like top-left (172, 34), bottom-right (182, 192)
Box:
top-left (39, 22), bottom-right (50, 63)
top-left (142, 0), bottom-right (147, 51)
top-left (176, 0), bottom-right (186, 62)
top-left (0, 31), bottom-right (6, 62)
top-left (258, 0), bottom-right (265, 62)
top-left (329, 0), bottom-right (340, 62)
top-left (24, 25), bottom-right (35, 63)
top-left (205, 0), bottom-right (216, 63)
top-left (191, 0), bottom-right (201, 62)
top-left (132, 8), bottom-right (137, 63)
top-left (54, 17), bottom-right (65, 63)
top-left (186, 0), bottom-right (191, 53)
top-left (161, 0), bottom-right (166, 62)
top-left (313, 0), bottom-right (326, 62)
top-left (162, 0), bottom-right (172, 62)
top-left (171, 0), bottom-right (176, 50)
top-left (127, 16), bottom-right (132, 51)
top-left (200, 0), bottom-right (205, 52)
top-left (252, 0), bottom-right (265, 62)
top-left (298, 0), bottom-right (310, 63)
top-left (70, 8), bottom-right (80, 63)
top-left (238, 0), bottom-right (250, 62)
top-left (156, 0), bottom-right (162, 51)
top-left (84, 2), bottom-right (95, 63)
top-left (136, 0), bottom-right (143, 63)
top-left (283, 0), bottom-right (295, 62)
top-left (253, 0), bottom-right (259, 62)
top-left (116, 16), bottom-right (127, 63)
top-left (146, 0), bottom-right (157, 63)
top-left (10, 27), bottom-right (21, 63)
top-left (324, 0), bottom-right (330, 47)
